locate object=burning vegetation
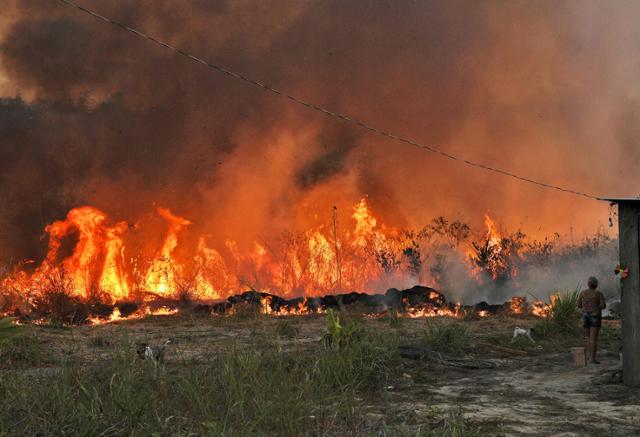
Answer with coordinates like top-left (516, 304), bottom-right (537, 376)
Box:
top-left (0, 198), bottom-right (614, 324)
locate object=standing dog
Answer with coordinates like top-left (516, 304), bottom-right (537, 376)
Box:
top-left (512, 327), bottom-right (535, 343)
top-left (136, 339), bottom-right (171, 363)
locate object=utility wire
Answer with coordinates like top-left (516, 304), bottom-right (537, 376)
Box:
top-left (57, 0), bottom-right (600, 201)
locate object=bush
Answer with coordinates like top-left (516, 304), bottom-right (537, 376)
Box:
top-left (550, 290), bottom-right (580, 330)
top-left (322, 309), bottom-right (364, 349)
top-left (534, 289), bottom-right (581, 337)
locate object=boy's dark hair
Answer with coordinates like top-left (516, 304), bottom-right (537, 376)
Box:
top-left (588, 276), bottom-right (598, 289)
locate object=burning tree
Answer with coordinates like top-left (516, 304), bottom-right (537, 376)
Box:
top-left (468, 216), bottom-right (525, 285)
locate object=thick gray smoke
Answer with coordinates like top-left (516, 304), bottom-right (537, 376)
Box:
top-left (426, 234), bottom-right (619, 305)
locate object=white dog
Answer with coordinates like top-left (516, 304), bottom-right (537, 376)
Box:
top-left (512, 327), bottom-right (535, 343)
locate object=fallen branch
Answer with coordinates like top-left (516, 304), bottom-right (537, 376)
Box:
top-left (475, 342), bottom-right (529, 356)
top-left (398, 344), bottom-right (500, 369)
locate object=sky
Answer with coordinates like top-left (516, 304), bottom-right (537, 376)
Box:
top-left (1, 0), bottom-right (638, 264)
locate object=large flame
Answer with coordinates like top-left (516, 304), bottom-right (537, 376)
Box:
top-left (0, 199), bottom-right (556, 321)
top-left (2, 206), bottom-right (129, 302)
top-left (143, 207), bottom-right (192, 296)
top-left (3, 200), bottom-right (403, 302)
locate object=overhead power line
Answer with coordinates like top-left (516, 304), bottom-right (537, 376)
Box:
top-left (57, 0), bottom-right (600, 201)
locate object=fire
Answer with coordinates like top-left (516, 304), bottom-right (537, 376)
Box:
top-left (307, 231), bottom-right (339, 293)
top-left (1, 206), bottom-right (130, 302)
top-left (508, 296), bottom-right (526, 314)
top-left (352, 198), bottom-right (378, 248)
top-left (192, 237), bottom-right (233, 300)
top-left (259, 296), bottom-right (323, 316)
top-left (88, 305), bottom-right (179, 325)
top-left (467, 214), bottom-right (521, 282)
top-left (530, 296), bottom-right (555, 317)
top-left (404, 302), bottom-right (462, 318)
top-left (485, 215), bottom-right (501, 248)
top-left (144, 207), bottom-right (192, 296)
top-left (0, 198), bottom-right (556, 323)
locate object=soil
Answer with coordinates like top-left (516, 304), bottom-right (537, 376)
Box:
top-left (383, 351), bottom-right (639, 436)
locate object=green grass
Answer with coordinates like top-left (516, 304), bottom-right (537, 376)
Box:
top-left (0, 319), bottom-right (41, 368)
top-left (0, 317), bottom-right (21, 340)
top-left (0, 315), bottom-right (496, 436)
top-left (422, 321), bottom-right (469, 355)
top-left (273, 318), bottom-right (299, 339)
top-left (0, 332), bottom-right (44, 368)
top-left (549, 289), bottom-right (581, 330)
top-left (0, 322), bottom-right (401, 435)
top-left (387, 309), bottom-right (403, 328)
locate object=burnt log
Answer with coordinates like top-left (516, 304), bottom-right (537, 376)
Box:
top-left (212, 301), bottom-right (232, 314)
top-left (385, 285), bottom-right (446, 309)
top-left (319, 295), bottom-right (339, 309)
top-left (340, 292), bottom-right (367, 305)
top-left (193, 304), bottom-right (213, 316)
top-left (117, 302), bottom-right (140, 317)
top-left (90, 303), bottom-right (115, 318)
top-left (473, 301), bottom-right (502, 314)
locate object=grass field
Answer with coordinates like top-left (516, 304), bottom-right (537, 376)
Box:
top-left (0, 305), bottom-right (636, 436)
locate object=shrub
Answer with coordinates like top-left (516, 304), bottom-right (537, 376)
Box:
top-left (322, 309), bottom-right (364, 349)
top-left (534, 289), bottom-right (581, 337)
top-left (549, 289), bottom-right (580, 330)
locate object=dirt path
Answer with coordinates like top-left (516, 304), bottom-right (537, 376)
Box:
top-left (390, 352), bottom-right (640, 436)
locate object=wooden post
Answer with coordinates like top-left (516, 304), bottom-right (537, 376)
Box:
top-left (603, 198), bottom-right (640, 386)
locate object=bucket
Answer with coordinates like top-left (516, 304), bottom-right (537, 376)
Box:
top-left (571, 347), bottom-right (587, 367)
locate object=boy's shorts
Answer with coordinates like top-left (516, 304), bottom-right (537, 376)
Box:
top-left (582, 312), bottom-right (602, 329)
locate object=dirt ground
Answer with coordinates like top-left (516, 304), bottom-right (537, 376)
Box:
top-left (12, 313), bottom-right (640, 436)
top-left (383, 350), bottom-right (639, 436)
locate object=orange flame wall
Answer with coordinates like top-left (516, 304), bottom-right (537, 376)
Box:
top-left (3, 199), bottom-right (483, 303)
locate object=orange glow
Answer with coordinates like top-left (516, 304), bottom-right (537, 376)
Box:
top-left (508, 296), bottom-right (526, 314)
top-left (88, 305), bottom-right (179, 325)
top-left (0, 199), bottom-right (557, 322)
top-left (144, 207), bottom-right (192, 296)
top-left (404, 302), bottom-right (462, 318)
top-left (2, 206), bottom-right (130, 302)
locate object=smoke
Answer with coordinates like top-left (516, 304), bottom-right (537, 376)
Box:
top-left (0, 0), bottom-right (637, 289)
top-left (295, 127), bottom-right (360, 190)
top-left (431, 233), bottom-right (619, 305)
